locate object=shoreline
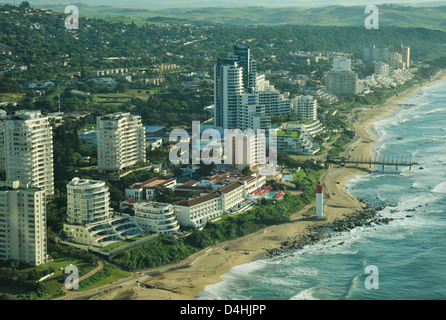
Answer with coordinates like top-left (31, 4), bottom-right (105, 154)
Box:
top-left (91, 69), bottom-right (446, 301)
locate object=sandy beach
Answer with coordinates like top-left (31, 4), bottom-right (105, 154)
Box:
top-left (91, 69), bottom-right (446, 301)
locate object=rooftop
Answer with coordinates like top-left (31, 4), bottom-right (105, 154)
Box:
top-left (218, 181), bottom-right (243, 194)
top-left (131, 177), bottom-right (176, 189)
top-left (173, 194), bottom-right (217, 207)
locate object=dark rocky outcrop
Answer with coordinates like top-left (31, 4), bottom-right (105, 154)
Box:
top-left (265, 203), bottom-right (398, 258)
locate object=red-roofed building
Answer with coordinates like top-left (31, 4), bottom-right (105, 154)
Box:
top-left (125, 177), bottom-right (177, 200)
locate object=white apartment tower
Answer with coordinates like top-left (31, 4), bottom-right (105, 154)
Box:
top-left (64, 178), bottom-right (142, 247)
top-left (0, 110), bottom-right (54, 196)
top-left (224, 129), bottom-right (266, 171)
top-left (294, 95), bottom-right (318, 121)
top-left (97, 113), bottom-right (146, 174)
top-left (214, 58), bottom-right (244, 129)
top-left (374, 61), bottom-right (390, 77)
top-left (214, 44), bottom-right (291, 130)
top-left (326, 70), bottom-right (359, 95)
top-left (66, 178), bottom-right (110, 225)
top-left (0, 181), bottom-right (47, 266)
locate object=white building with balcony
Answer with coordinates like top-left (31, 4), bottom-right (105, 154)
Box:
top-left (0, 181), bottom-right (47, 266)
top-left (97, 112), bottom-right (146, 174)
top-left (63, 178), bottom-right (142, 247)
top-left (0, 110), bottom-right (54, 196)
top-left (294, 95), bottom-right (318, 121)
top-left (133, 202), bottom-right (180, 235)
top-left (217, 181), bottom-right (245, 213)
top-left (173, 194), bottom-right (222, 229)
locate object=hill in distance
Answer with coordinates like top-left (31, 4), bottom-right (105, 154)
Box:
top-left (30, 2), bottom-right (446, 30)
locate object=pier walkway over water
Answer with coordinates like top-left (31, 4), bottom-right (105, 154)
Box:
top-left (328, 155), bottom-right (419, 171)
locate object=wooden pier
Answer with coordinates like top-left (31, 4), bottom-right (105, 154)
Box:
top-left (329, 155), bottom-right (419, 171)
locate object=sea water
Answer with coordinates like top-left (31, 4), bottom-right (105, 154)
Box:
top-left (197, 80), bottom-right (446, 300)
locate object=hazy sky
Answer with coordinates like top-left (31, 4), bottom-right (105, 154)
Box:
top-left (20, 0), bottom-right (446, 9)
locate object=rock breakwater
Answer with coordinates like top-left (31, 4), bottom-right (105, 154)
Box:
top-left (265, 203), bottom-right (394, 258)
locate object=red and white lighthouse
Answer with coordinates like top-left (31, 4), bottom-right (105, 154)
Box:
top-left (316, 182), bottom-right (324, 218)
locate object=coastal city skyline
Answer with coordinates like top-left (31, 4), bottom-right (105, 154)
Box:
top-left (0, 0), bottom-right (445, 306)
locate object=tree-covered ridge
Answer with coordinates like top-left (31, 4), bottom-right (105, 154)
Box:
top-left (31, 3), bottom-right (446, 30)
top-left (1, 4), bottom-right (446, 86)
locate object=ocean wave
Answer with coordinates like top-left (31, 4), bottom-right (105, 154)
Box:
top-left (289, 287), bottom-right (319, 300)
top-left (432, 181), bottom-right (446, 194)
top-left (197, 282), bottom-right (252, 300)
top-left (342, 271), bottom-right (362, 300)
top-left (424, 108), bottom-right (446, 115)
top-left (261, 277), bottom-right (305, 288)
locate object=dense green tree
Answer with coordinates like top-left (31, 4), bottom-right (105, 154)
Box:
top-left (153, 185), bottom-right (175, 203)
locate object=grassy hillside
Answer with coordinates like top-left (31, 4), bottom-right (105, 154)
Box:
top-left (34, 3), bottom-right (446, 30)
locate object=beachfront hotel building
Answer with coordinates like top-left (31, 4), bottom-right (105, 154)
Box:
top-left (174, 194), bottom-right (222, 229)
top-left (217, 181), bottom-right (245, 213)
top-left (0, 110), bottom-right (54, 196)
top-left (294, 95), bottom-right (318, 122)
top-left (171, 173), bottom-right (266, 228)
top-left (133, 202), bottom-right (180, 235)
top-left (97, 112), bottom-right (146, 174)
top-left (0, 181), bottom-right (47, 266)
top-left (63, 178), bottom-right (142, 247)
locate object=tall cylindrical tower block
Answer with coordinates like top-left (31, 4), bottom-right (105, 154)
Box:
top-left (316, 182), bottom-right (324, 218)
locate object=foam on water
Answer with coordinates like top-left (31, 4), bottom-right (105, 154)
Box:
top-left (432, 181), bottom-right (446, 194)
top-left (289, 287), bottom-right (319, 300)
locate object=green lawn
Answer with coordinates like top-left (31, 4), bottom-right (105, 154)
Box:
top-left (100, 240), bottom-right (131, 252)
top-left (73, 267), bottom-right (131, 292)
top-left (21, 256), bottom-right (93, 277)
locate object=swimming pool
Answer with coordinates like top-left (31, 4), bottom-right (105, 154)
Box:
top-left (283, 174), bottom-right (294, 181)
top-left (265, 191), bottom-right (279, 199)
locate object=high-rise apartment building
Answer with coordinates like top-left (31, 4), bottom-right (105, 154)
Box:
top-left (214, 58), bottom-right (244, 129)
top-left (364, 46), bottom-right (390, 62)
top-left (214, 44), bottom-right (291, 131)
top-left (364, 44), bottom-right (410, 68)
top-left (374, 61), bottom-right (390, 77)
top-left (97, 112), bottom-right (146, 174)
top-left (294, 95), bottom-right (318, 121)
top-left (64, 178), bottom-right (142, 247)
top-left (258, 88), bottom-right (292, 116)
top-left (231, 43), bottom-right (258, 93)
top-left (66, 178), bottom-right (111, 225)
top-left (0, 180), bottom-right (47, 266)
top-left (326, 70), bottom-right (359, 95)
top-left (0, 110), bottom-right (54, 196)
top-left (213, 44), bottom-right (290, 172)
top-left (393, 44), bottom-right (410, 68)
